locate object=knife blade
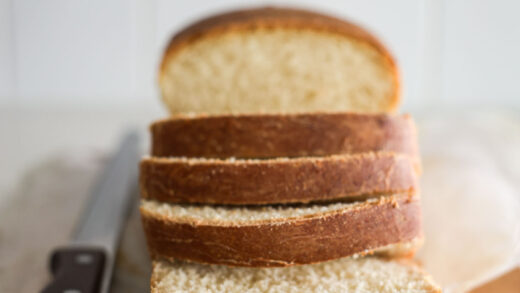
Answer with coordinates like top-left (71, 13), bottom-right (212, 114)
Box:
top-left (41, 131), bottom-right (140, 293)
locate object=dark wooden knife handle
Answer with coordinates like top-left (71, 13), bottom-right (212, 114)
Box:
top-left (41, 247), bottom-right (106, 293)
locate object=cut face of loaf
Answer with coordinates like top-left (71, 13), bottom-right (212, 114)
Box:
top-left (159, 7), bottom-right (399, 114)
top-left (141, 194), bottom-right (423, 267)
top-left (140, 153), bottom-right (417, 205)
top-left (151, 112), bottom-right (419, 163)
top-left (151, 257), bottom-right (441, 293)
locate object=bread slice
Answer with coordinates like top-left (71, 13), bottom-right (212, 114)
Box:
top-left (159, 7), bottom-right (399, 115)
top-left (140, 153), bottom-right (417, 205)
top-left (140, 194), bottom-right (422, 267)
top-left (150, 112), bottom-right (418, 162)
top-left (151, 257), bottom-right (441, 293)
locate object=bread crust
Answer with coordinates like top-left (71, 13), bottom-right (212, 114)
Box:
top-left (141, 195), bottom-right (422, 267)
top-left (159, 6), bottom-right (400, 111)
top-left (140, 152), bottom-right (417, 205)
top-left (151, 112), bottom-right (418, 164)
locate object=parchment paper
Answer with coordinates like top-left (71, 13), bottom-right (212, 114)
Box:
top-left (417, 110), bottom-right (520, 292)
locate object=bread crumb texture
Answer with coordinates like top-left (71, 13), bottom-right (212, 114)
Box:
top-left (141, 196), bottom-right (395, 224)
top-left (160, 30), bottom-right (396, 114)
top-left (152, 257), bottom-right (440, 293)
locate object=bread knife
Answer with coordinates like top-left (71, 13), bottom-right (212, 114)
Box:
top-left (41, 131), bottom-right (140, 293)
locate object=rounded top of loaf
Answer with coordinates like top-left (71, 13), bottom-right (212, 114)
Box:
top-left (161, 7), bottom-right (395, 71)
top-left (159, 6), bottom-right (400, 115)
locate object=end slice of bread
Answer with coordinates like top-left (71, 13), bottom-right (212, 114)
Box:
top-left (151, 257), bottom-right (441, 293)
top-left (140, 194), bottom-right (422, 267)
top-left (140, 153), bottom-right (417, 205)
top-left (150, 112), bottom-right (419, 163)
top-left (159, 7), bottom-right (399, 114)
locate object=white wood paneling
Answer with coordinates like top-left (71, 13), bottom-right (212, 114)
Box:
top-left (133, 0), bottom-right (158, 101)
top-left (0, 0), bottom-right (15, 104)
top-left (418, 0), bottom-right (444, 109)
top-left (13, 0), bottom-right (138, 106)
top-left (442, 0), bottom-right (520, 106)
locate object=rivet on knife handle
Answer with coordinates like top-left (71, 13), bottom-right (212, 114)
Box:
top-left (41, 247), bottom-right (106, 293)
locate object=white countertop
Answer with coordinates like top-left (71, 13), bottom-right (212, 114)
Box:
top-left (0, 104), bottom-right (165, 199)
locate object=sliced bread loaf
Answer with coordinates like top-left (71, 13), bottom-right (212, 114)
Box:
top-left (151, 257), bottom-right (441, 293)
top-left (159, 7), bottom-right (399, 114)
top-left (140, 153), bottom-right (417, 205)
top-left (150, 112), bottom-right (418, 162)
top-left (141, 194), bottom-right (422, 267)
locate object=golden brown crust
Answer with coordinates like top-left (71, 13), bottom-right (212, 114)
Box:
top-left (141, 195), bottom-right (422, 267)
top-left (140, 152), bottom-right (417, 205)
top-left (159, 6), bottom-right (400, 111)
top-left (151, 112), bottom-right (419, 165)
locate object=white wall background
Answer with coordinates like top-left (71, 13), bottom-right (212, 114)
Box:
top-left (1, 0), bottom-right (520, 111)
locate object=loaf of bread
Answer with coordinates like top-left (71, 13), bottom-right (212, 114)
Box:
top-left (140, 153), bottom-right (417, 205)
top-left (150, 112), bottom-right (418, 163)
top-left (151, 257), bottom-right (441, 293)
top-left (159, 7), bottom-right (399, 114)
top-left (146, 5), bottom-right (440, 291)
top-left (141, 194), bottom-right (422, 267)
